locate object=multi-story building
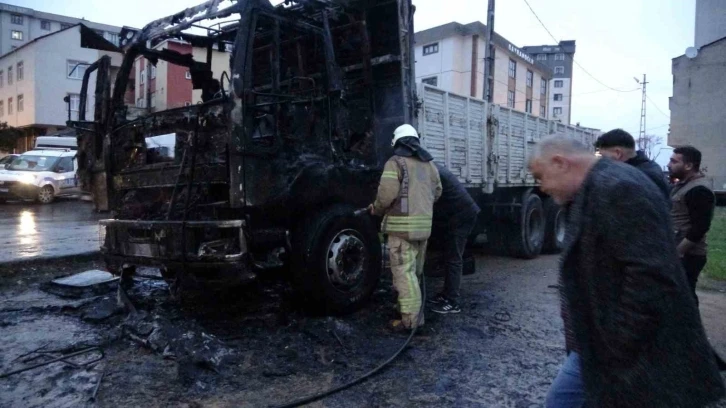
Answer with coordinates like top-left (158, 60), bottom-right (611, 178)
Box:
top-left (521, 41), bottom-right (576, 124)
top-left (0, 24), bottom-right (124, 152)
top-left (695, 0), bottom-right (726, 49)
top-left (0, 2), bottom-right (122, 56)
top-left (670, 0), bottom-right (726, 191)
top-left (415, 22), bottom-right (552, 118)
top-left (134, 39), bottom-right (230, 112)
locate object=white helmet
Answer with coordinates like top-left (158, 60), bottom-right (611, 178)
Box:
top-left (391, 124), bottom-right (419, 146)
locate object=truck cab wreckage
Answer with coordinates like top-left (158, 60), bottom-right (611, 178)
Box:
top-left (72, 0), bottom-right (416, 313)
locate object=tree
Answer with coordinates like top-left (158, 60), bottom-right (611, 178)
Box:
top-left (0, 122), bottom-right (22, 153)
top-left (637, 134), bottom-right (664, 159)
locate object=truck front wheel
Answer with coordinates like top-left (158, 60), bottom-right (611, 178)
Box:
top-left (292, 205), bottom-right (382, 314)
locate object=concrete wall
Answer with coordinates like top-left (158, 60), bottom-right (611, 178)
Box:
top-left (191, 47), bottom-right (231, 103)
top-left (695, 0), bottom-right (726, 49)
top-left (32, 27), bottom-right (100, 126)
top-left (670, 39), bottom-right (726, 190)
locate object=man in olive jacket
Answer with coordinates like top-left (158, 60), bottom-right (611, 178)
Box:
top-left (529, 134), bottom-right (724, 408)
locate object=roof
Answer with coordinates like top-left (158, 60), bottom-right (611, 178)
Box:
top-left (673, 35), bottom-right (726, 61)
top-left (21, 149), bottom-right (75, 157)
top-left (0, 23), bottom-right (120, 60)
top-left (415, 22), bottom-right (553, 75)
top-left (0, 2), bottom-right (123, 33)
top-left (521, 41), bottom-right (576, 54)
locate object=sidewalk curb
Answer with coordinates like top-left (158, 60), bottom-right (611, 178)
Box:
top-left (0, 251), bottom-right (102, 269)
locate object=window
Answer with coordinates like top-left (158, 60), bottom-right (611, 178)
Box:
top-left (150, 65), bottom-right (156, 79)
top-left (508, 59), bottom-right (517, 78)
top-left (507, 90), bottom-right (515, 108)
top-left (421, 76), bottom-right (438, 86)
top-left (536, 54), bottom-right (547, 61)
top-left (67, 60), bottom-right (87, 80)
top-left (94, 29), bottom-right (104, 37)
top-left (184, 101), bottom-right (192, 107)
top-left (16, 61), bottom-right (23, 81)
top-left (0, 70), bottom-right (4, 88)
top-left (41, 20), bottom-right (51, 31)
top-left (104, 32), bottom-right (119, 46)
top-left (554, 53), bottom-right (565, 61)
top-left (7, 66), bottom-right (12, 85)
top-left (554, 93), bottom-right (563, 101)
top-left (17, 94), bottom-right (23, 112)
top-left (554, 80), bottom-right (563, 88)
top-left (0, 101), bottom-right (4, 117)
top-left (540, 78), bottom-right (547, 94)
top-left (540, 105), bottom-right (546, 117)
top-left (68, 94), bottom-right (80, 113)
top-left (60, 23), bottom-right (72, 30)
top-left (140, 70), bottom-right (145, 84)
top-left (150, 92), bottom-right (156, 109)
top-left (185, 71), bottom-right (192, 80)
top-left (553, 107), bottom-right (563, 115)
top-left (136, 98), bottom-right (145, 108)
top-left (8, 98), bottom-right (12, 115)
top-left (423, 43), bottom-right (439, 56)
top-left (56, 157), bottom-right (74, 172)
top-left (11, 14), bottom-right (23, 25)
top-left (554, 66), bottom-right (565, 74)
top-left (526, 70), bottom-right (533, 88)
top-left (525, 99), bottom-right (532, 114)
top-left (11, 30), bottom-right (23, 41)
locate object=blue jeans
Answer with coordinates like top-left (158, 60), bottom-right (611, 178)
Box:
top-left (546, 352), bottom-right (586, 408)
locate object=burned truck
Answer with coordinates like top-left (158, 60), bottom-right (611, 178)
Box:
top-left (72, 0), bottom-right (416, 313)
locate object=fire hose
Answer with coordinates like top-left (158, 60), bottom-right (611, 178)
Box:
top-left (270, 209), bottom-right (425, 408)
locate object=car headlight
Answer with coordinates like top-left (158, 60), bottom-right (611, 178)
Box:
top-left (19, 173), bottom-right (37, 184)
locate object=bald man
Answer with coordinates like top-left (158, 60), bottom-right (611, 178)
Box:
top-left (528, 134), bottom-right (723, 408)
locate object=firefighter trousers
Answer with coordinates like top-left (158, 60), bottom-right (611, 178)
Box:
top-left (388, 236), bottom-right (427, 328)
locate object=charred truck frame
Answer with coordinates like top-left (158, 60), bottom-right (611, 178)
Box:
top-left (72, 0), bottom-right (416, 313)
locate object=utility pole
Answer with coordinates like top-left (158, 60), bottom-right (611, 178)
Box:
top-left (482, 0), bottom-right (495, 102)
top-left (635, 74), bottom-right (648, 147)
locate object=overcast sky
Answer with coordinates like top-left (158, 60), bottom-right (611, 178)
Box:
top-left (13, 0), bottom-right (694, 165)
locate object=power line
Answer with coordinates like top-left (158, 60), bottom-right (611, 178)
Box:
top-left (490, 76), bottom-right (639, 105)
top-left (646, 94), bottom-right (670, 118)
top-left (646, 123), bottom-right (669, 132)
top-left (521, 0), bottom-right (640, 93)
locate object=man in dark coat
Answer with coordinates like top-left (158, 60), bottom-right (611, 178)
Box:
top-left (427, 163), bottom-right (480, 314)
top-left (529, 134), bottom-right (724, 408)
top-left (594, 128), bottom-right (670, 201)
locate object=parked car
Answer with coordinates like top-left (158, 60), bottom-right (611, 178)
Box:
top-left (0, 150), bottom-right (80, 204)
top-left (0, 154), bottom-right (18, 168)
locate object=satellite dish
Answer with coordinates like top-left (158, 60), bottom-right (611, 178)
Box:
top-left (685, 47), bottom-right (698, 59)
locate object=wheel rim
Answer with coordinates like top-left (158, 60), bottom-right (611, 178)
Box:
top-left (326, 229), bottom-right (368, 291)
top-left (554, 209), bottom-right (566, 245)
top-left (527, 206), bottom-right (544, 249)
top-left (38, 187), bottom-right (53, 203)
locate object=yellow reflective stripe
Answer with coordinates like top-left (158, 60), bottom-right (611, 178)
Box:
top-left (381, 171), bottom-right (399, 180)
top-left (385, 225), bottom-right (431, 232)
top-left (404, 245), bottom-right (417, 313)
top-left (387, 215), bottom-right (432, 220)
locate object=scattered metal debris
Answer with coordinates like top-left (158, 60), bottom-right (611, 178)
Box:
top-left (0, 347), bottom-right (104, 379)
top-left (89, 367), bottom-right (106, 402)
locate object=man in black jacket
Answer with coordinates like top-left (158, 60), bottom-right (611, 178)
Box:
top-left (427, 163), bottom-right (480, 314)
top-left (594, 128), bottom-right (670, 200)
top-left (529, 134), bottom-right (724, 408)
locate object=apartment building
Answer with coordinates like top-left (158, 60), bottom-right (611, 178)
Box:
top-left (415, 22), bottom-right (552, 118)
top-left (670, 0), bottom-right (726, 191)
top-left (522, 41), bottom-right (576, 123)
top-left (0, 24), bottom-right (123, 152)
top-left (0, 2), bottom-right (122, 56)
top-left (134, 39), bottom-right (230, 112)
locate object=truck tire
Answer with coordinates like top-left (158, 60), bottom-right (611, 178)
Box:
top-left (507, 193), bottom-right (545, 259)
top-left (543, 197), bottom-right (565, 253)
top-left (292, 204), bottom-right (382, 315)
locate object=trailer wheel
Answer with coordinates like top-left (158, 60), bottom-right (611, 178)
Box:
top-left (292, 204), bottom-right (382, 314)
top-left (507, 193), bottom-right (545, 259)
top-left (543, 197), bottom-right (565, 253)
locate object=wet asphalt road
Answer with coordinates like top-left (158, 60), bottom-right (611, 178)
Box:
top-left (1, 254), bottom-right (726, 407)
top-left (0, 199), bottom-right (104, 262)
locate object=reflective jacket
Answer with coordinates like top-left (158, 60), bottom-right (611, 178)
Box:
top-left (372, 155), bottom-right (442, 241)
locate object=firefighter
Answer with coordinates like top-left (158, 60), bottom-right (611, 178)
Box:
top-left (368, 124), bottom-right (442, 329)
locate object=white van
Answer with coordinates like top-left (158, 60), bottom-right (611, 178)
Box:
top-left (34, 135), bottom-right (77, 151)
